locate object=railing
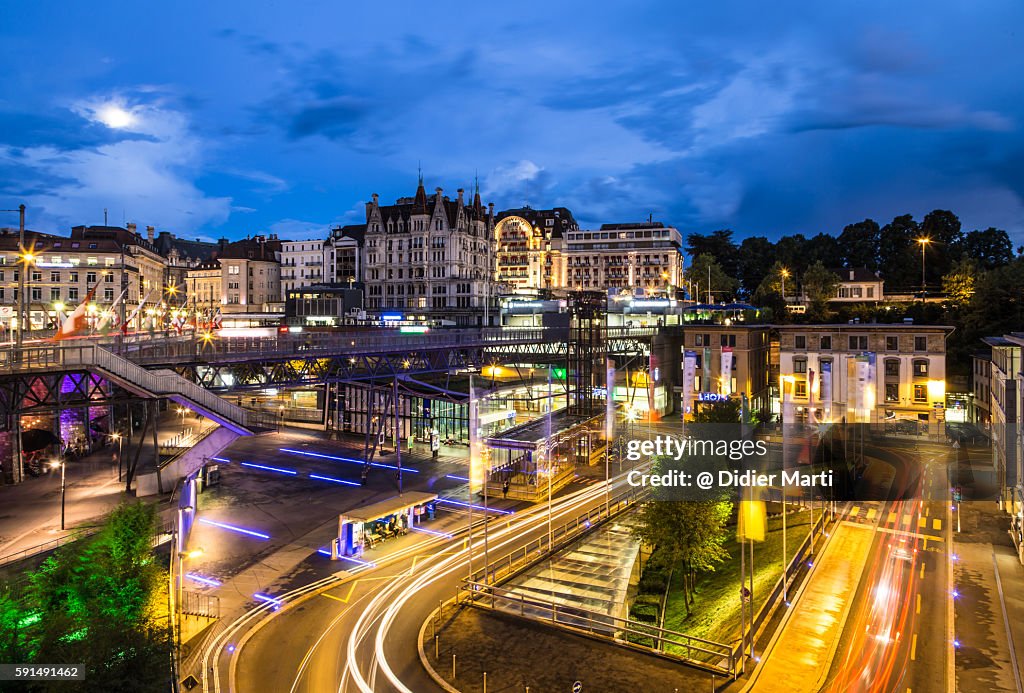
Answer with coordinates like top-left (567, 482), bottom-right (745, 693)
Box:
top-left (0, 344), bottom-right (258, 434)
top-left (181, 589), bottom-right (220, 619)
top-left (457, 581), bottom-right (735, 675)
top-left (0, 528), bottom-right (98, 568)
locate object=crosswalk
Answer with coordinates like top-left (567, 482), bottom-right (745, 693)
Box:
top-left (844, 501), bottom-right (946, 548)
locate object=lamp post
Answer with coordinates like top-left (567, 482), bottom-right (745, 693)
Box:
top-left (110, 432), bottom-right (123, 480)
top-left (917, 237), bottom-right (930, 299)
top-left (780, 267), bottom-right (790, 303)
top-left (49, 458), bottom-right (66, 530)
top-left (1, 205), bottom-right (25, 350)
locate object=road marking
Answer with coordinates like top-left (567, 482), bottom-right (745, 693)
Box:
top-left (925, 505), bottom-right (930, 517)
top-left (923, 538), bottom-right (929, 551)
top-left (920, 563), bottom-right (926, 579)
top-left (322, 592), bottom-right (349, 604)
top-left (852, 505), bottom-right (861, 516)
top-left (866, 508), bottom-right (876, 521)
top-left (889, 511), bottom-right (898, 524)
top-left (911, 633), bottom-right (918, 660)
top-left (932, 518), bottom-right (942, 531)
top-left (918, 516), bottom-right (927, 529)
top-left (876, 526), bottom-right (945, 542)
top-left (903, 514), bottom-right (913, 526)
top-left (916, 594), bottom-right (921, 614)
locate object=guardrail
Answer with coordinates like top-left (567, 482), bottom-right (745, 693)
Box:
top-left (0, 528), bottom-right (98, 568)
top-left (457, 580), bottom-right (736, 675)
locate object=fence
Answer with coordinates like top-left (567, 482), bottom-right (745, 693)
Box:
top-left (456, 581), bottom-right (737, 676)
top-left (0, 528), bottom-right (98, 569)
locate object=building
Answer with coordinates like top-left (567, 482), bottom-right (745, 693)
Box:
top-left (678, 324), bottom-right (772, 418)
top-left (973, 348), bottom-right (993, 426)
top-left (0, 223), bottom-right (168, 334)
top-left (285, 283), bottom-right (364, 327)
top-left (281, 238), bottom-right (326, 300)
top-left (186, 236), bottom-right (283, 316)
top-left (363, 179), bottom-right (496, 326)
top-left (153, 228), bottom-right (220, 298)
top-left (777, 324), bottom-right (952, 430)
top-left (493, 207), bottom-right (577, 293)
top-left (325, 224), bottom-right (365, 287)
top-left (563, 222), bottom-right (684, 296)
top-left (830, 268), bottom-right (884, 303)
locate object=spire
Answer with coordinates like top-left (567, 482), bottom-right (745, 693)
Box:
top-left (473, 170), bottom-right (482, 211)
top-left (414, 164), bottom-right (427, 208)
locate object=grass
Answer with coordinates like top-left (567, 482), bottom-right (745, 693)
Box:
top-left (661, 507), bottom-right (814, 654)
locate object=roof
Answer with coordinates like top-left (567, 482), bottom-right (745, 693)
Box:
top-left (217, 237), bottom-right (282, 261)
top-left (341, 491), bottom-right (438, 522)
top-left (331, 224), bottom-right (366, 245)
top-left (485, 408), bottom-right (595, 448)
top-left (832, 267), bottom-right (881, 282)
top-left (983, 336), bottom-right (1017, 347)
top-left (600, 221), bottom-right (666, 230)
top-left (372, 182), bottom-right (491, 228)
top-left (777, 323), bottom-right (955, 331)
top-left (495, 207), bottom-right (579, 240)
top-left (154, 231), bottom-right (219, 264)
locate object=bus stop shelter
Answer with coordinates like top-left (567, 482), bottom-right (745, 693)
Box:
top-left (333, 491), bottom-right (438, 557)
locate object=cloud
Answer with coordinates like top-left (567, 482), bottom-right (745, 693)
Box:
top-left (0, 92), bottom-right (231, 233)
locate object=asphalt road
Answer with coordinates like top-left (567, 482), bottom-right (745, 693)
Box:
top-left (821, 440), bottom-right (952, 693)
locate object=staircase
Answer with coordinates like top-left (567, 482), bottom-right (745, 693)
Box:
top-left (5, 344), bottom-right (261, 436)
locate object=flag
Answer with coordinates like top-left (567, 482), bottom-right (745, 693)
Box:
top-left (52, 284), bottom-right (99, 341)
top-left (125, 288), bottom-right (155, 332)
top-left (96, 288), bottom-right (127, 332)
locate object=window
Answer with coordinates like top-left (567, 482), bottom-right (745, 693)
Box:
top-left (913, 359), bottom-right (929, 377)
top-left (819, 335), bottom-right (832, 350)
top-left (86, 272), bottom-right (97, 284)
top-left (886, 336), bottom-right (899, 351)
top-left (795, 335), bottom-right (806, 349)
top-left (31, 271), bottom-right (41, 282)
top-left (914, 336), bottom-right (927, 352)
top-left (68, 287), bottom-right (78, 300)
top-left (885, 383), bottom-right (899, 402)
top-left (105, 273), bottom-right (114, 283)
top-left (795, 381), bottom-right (807, 398)
top-left (885, 360), bottom-right (900, 377)
top-left (50, 288), bottom-right (60, 301)
top-left (848, 335), bottom-right (868, 350)
top-left (69, 271), bottom-right (77, 282)
top-left (720, 334), bottom-right (736, 347)
top-left (913, 384), bottom-right (927, 402)
top-left (31, 287), bottom-right (41, 301)
top-left (50, 271), bottom-right (60, 282)
top-left (794, 358), bottom-right (807, 374)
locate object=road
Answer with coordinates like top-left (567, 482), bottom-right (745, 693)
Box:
top-left (213, 464), bottom-right (641, 693)
top-left (822, 440), bottom-right (953, 693)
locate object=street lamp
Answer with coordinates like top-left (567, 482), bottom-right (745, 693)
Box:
top-left (110, 432), bottom-right (123, 480)
top-left (917, 237), bottom-right (930, 299)
top-left (780, 267), bottom-right (790, 303)
top-left (49, 458), bottom-right (66, 530)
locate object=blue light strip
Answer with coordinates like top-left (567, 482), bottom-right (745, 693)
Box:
top-left (253, 592), bottom-right (284, 607)
top-left (434, 498), bottom-right (514, 515)
top-left (279, 447), bottom-right (419, 473)
top-left (336, 554), bottom-right (376, 567)
top-left (309, 473), bottom-right (360, 487)
top-left (240, 462), bottom-right (298, 475)
top-left (317, 548), bottom-right (332, 556)
top-left (445, 474), bottom-right (469, 481)
top-left (185, 573), bottom-right (223, 587)
top-left (198, 518), bottom-right (270, 539)
top-left (410, 526), bottom-right (454, 538)
top-left (211, 457), bottom-right (230, 463)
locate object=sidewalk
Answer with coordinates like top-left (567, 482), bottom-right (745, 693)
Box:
top-left (953, 501), bottom-right (1024, 693)
top-left (0, 409), bottom-right (212, 565)
top-left (743, 521), bottom-right (874, 693)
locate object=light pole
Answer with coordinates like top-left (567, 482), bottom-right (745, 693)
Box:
top-left (50, 458), bottom-right (66, 530)
top-left (110, 432), bottom-right (123, 480)
top-left (1, 205), bottom-right (25, 350)
top-left (917, 237), bottom-right (930, 299)
top-left (780, 267), bottom-right (790, 303)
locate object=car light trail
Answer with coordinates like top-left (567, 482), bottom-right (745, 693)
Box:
top-left (253, 592), bottom-right (284, 608)
top-left (185, 573), bottom-right (222, 587)
top-left (309, 473), bottom-right (360, 487)
top-left (336, 554), bottom-right (376, 567)
top-left (435, 498), bottom-right (514, 514)
top-left (410, 526), bottom-right (453, 538)
top-left (198, 518), bottom-right (270, 539)
top-left (279, 447), bottom-right (420, 473)
top-left (240, 462), bottom-right (297, 475)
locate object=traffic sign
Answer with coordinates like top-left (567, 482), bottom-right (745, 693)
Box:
top-left (572, 682), bottom-right (582, 693)
top-left (182, 675), bottom-right (199, 690)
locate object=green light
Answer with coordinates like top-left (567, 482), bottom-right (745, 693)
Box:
top-left (17, 612), bottom-right (41, 628)
top-left (550, 367), bottom-right (567, 380)
top-left (399, 326), bottom-right (429, 334)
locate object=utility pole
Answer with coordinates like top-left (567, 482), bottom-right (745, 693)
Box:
top-left (16, 204), bottom-right (25, 352)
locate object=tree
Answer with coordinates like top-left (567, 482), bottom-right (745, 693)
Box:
top-left (752, 262), bottom-right (790, 323)
top-left (942, 257), bottom-right (979, 306)
top-left (687, 230), bottom-right (739, 278)
top-left (837, 219), bottom-right (880, 270)
top-left (801, 261), bottom-right (839, 321)
top-left (633, 484), bottom-right (732, 613)
top-left (737, 236), bottom-right (775, 298)
top-left (961, 227), bottom-right (1013, 270)
top-left (804, 233), bottom-right (843, 270)
top-left (879, 214), bottom-right (920, 292)
top-left (920, 209), bottom-right (963, 284)
top-left (686, 253), bottom-right (738, 302)
top-left (773, 234), bottom-right (809, 275)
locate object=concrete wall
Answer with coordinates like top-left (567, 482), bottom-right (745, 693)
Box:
top-left (136, 426), bottom-right (239, 497)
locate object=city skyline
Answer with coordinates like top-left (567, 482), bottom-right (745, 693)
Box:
top-left (1, 1), bottom-right (1023, 243)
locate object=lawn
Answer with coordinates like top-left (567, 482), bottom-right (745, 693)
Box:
top-left (660, 507), bottom-right (815, 655)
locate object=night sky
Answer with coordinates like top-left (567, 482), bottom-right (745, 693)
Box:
top-left (2, 1), bottom-right (1022, 243)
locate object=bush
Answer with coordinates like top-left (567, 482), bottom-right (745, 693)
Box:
top-left (630, 603), bottom-right (658, 623)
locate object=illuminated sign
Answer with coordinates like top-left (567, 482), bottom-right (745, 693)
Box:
top-left (698, 392), bottom-right (731, 403)
top-left (400, 326), bottom-right (430, 334)
top-left (381, 313), bottom-right (402, 321)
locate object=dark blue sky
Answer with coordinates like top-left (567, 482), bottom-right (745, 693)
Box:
top-left (2, 1), bottom-right (1022, 243)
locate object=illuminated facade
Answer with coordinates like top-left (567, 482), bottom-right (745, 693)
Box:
top-left (564, 222), bottom-right (684, 295)
top-left (493, 207), bottom-right (577, 293)
top-left (679, 325), bottom-right (772, 418)
top-left (777, 324), bottom-right (952, 428)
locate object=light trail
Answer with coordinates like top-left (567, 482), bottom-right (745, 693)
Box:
top-left (435, 497), bottom-right (514, 514)
top-left (186, 573), bottom-right (223, 587)
top-left (309, 473), bottom-right (361, 487)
